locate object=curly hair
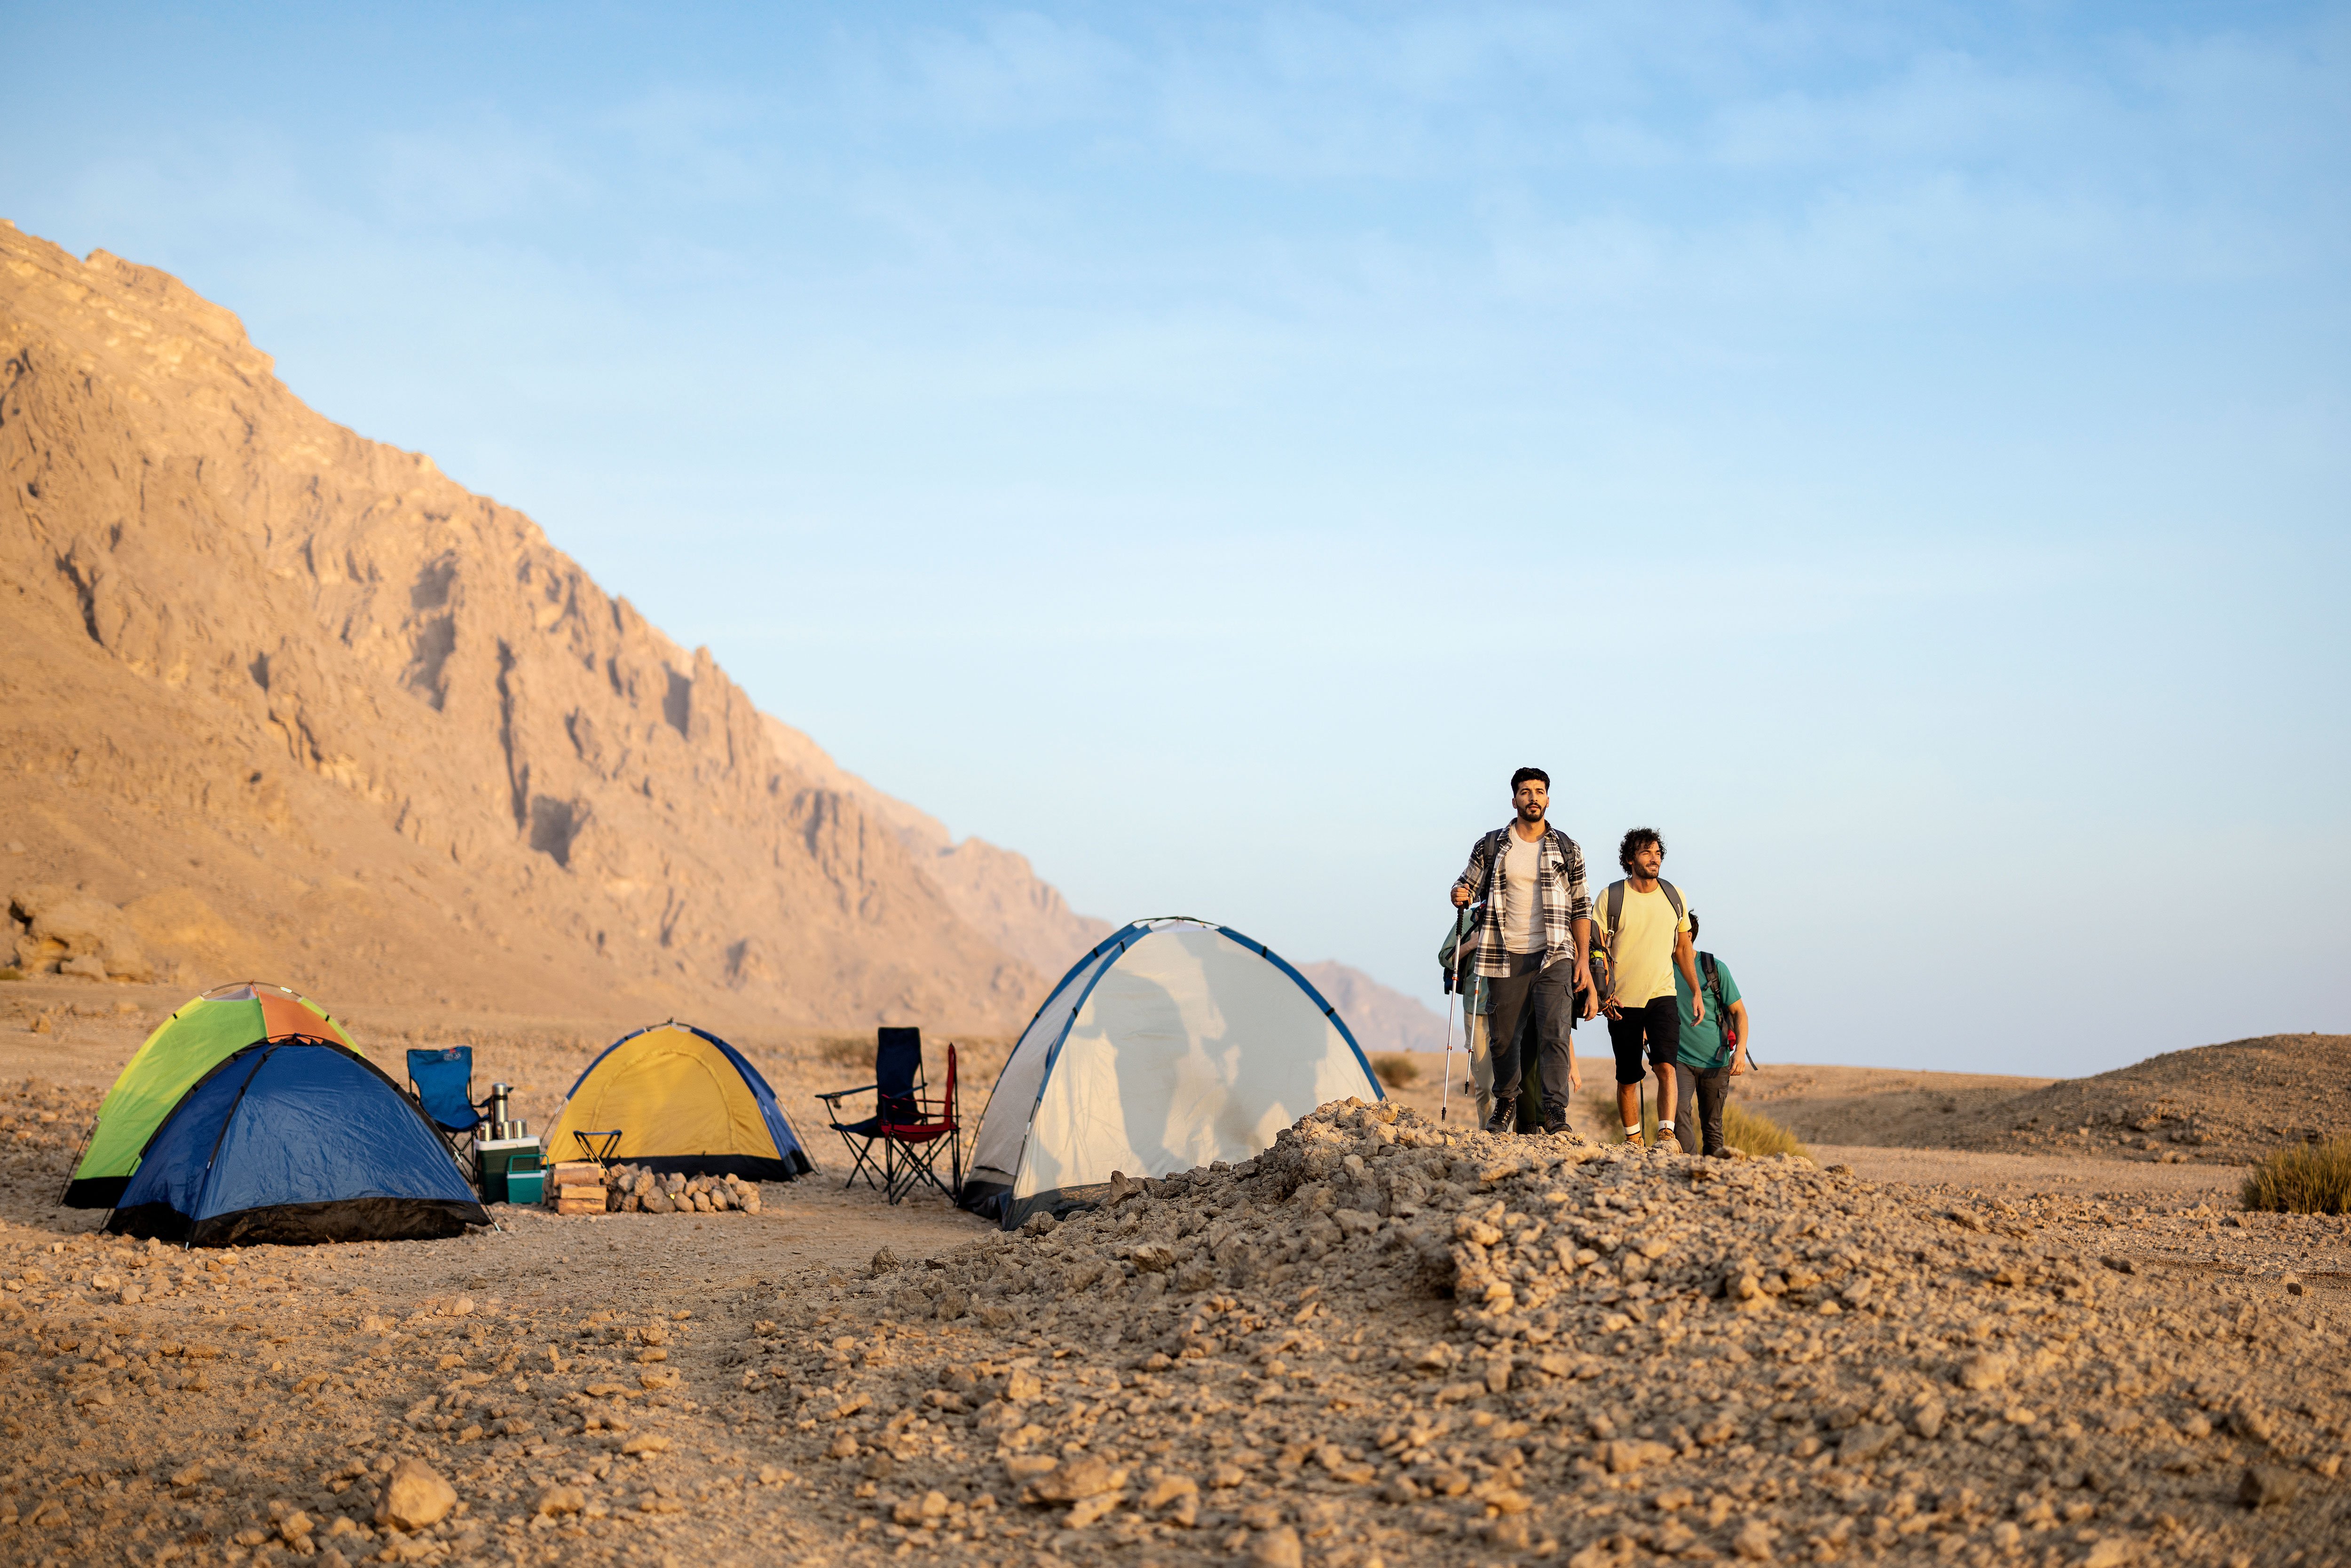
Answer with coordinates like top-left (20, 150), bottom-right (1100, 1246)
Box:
top-left (1510, 767), bottom-right (1549, 792)
top-left (1617, 827), bottom-right (1664, 873)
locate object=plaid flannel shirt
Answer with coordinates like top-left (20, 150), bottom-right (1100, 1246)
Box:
top-left (1450, 824), bottom-right (1592, 979)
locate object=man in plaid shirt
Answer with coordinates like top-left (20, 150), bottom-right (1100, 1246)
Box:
top-left (1449, 767), bottom-right (1595, 1135)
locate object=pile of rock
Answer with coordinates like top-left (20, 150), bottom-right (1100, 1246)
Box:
top-left (603, 1164), bottom-right (763, 1216)
top-left (739, 1098), bottom-right (2349, 1563)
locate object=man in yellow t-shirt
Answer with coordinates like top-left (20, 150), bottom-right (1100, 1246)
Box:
top-left (1591, 828), bottom-right (1703, 1148)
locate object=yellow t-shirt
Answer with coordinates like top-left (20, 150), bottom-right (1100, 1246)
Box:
top-left (1595, 882), bottom-right (1689, 1006)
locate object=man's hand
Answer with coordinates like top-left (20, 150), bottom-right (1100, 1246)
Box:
top-left (1690, 993), bottom-right (1705, 1026)
top-left (1451, 886), bottom-right (1471, 908)
top-left (1568, 1061), bottom-right (1583, 1093)
top-left (1575, 963), bottom-right (1597, 1020)
top-left (1729, 1046), bottom-right (1748, 1077)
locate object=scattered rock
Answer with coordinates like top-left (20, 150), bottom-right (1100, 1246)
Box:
top-left (2237, 1465), bottom-right (2300, 1507)
top-left (372, 1459), bottom-right (455, 1531)
top-left (1248, 1525), bottom-right (1303, 1568)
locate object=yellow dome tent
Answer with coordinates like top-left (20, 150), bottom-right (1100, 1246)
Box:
top-left (543, 1022), bottom-right (812, 1180)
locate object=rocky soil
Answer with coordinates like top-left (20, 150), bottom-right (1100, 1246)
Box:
top-left (8, 1087), bottom-right (2347, 1568)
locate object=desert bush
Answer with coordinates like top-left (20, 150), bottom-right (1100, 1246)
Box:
top-left (818, 1036), bottom-right (870, 1067)
top-left (2241, 1137), bottom-right (2351, 1215)
top-left (1370, 1052), bottom-right (1420, 1089)
top-left (1723, 1101), bottom-right (1808, 1159)
top-left (0, 967), bottom-right (19, 982)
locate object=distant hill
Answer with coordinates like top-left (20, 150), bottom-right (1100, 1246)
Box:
top-left (1298, 961), bottom-right (1449, 1055)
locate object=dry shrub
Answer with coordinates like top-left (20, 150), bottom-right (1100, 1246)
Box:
top-left (1723, 1101), bottom-right (1809, 1159)
top-left (819, 1036), bottom-right (871, 1067)
top-left (1370, 1052), bottom-right (1420, 1089)
top-left (2241, 1137), bottom-right (2351, 1215)
top-left (1581, 1089), bottom-right (1809, 1159)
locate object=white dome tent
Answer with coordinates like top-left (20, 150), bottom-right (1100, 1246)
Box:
top-left (959, 917), bottom-right (1383, 1229)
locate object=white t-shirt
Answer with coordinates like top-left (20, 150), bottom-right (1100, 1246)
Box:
top-left (1502, 831), bottom-right (1543, 954)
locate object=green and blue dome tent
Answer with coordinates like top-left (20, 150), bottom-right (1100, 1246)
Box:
top-left (959, 917), bottom-right (1382, 1230)
top-left (105, 1037), bottom-right (486, 1247)
top-left (64, 981), bottom-right (356, 1208)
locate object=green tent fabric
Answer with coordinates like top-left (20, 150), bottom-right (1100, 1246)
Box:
top-left (63, 982), bottom-right (357, 1208)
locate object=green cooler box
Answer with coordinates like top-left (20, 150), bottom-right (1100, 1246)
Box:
top-left (475, 1137), bottom-right (544, 1204)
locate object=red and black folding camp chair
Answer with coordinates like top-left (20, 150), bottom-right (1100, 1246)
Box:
top-left (880, 1043), bottom-right (962, 1206)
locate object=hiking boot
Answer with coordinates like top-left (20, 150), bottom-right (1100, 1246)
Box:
top-left (1483, 1108), bottom-right (1515, 1136)
top-left (1541, 1119), bottom-right (1569, 1136)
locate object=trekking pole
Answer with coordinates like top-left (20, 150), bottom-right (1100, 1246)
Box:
top-left (1439, 904), bottom-right (1476, 1124)
top-left (1438, 991), bottom-right (1457, 1125)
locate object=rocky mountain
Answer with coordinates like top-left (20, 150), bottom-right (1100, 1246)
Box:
top-left (1296, 961), bottom-right (1450, 1055)
top-left (0, 221), bottom-right (1082, 1032)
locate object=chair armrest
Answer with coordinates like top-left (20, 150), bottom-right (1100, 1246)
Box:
top-left (815, 1084), bottom-right (878, 1104)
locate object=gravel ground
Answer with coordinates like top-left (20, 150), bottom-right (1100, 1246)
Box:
top-left (5, 1010), bottom-right (2349, 1568)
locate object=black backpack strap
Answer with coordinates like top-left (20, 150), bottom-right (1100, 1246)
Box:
top-left (1604, 880), bottom-right (1625, 933)
top-left (1660, 879), bottom-right (1685, 921)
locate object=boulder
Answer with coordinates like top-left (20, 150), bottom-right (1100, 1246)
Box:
top-left (372, 1459), bottom-right (456, 1530)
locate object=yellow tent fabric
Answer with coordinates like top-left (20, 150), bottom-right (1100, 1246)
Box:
top-left (543, 1023), bottom-right (810, 1180)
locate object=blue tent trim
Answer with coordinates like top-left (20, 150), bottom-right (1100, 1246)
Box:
top-left (568, 1021), bottom-right (813, 1179)
top-left (105, 1038), bottom-right (487, 1247)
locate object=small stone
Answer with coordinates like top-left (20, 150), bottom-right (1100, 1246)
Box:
top-left (1956, 1353), bottom-right (2011, 1391)
top-left (533, 1487), bottom-right (584, 1518)
top-left (2238, 1465), bottom-right (2300, 1507)
top-left (1128, 1243), bottom-right (1176, 1273)
top-left (1248, 1525), bottom-right (1303, 1568)
top-left (1026, 1457), bottom-right (1125, 1504)
top-left (1004, 1455), bottom-right (1059, 1481)
top-left (277, 1512), bottom-right (313, 1541)
top-left (870, 1247), bottom-right (900, 1275)
top-left (372, 1459), bottom-right (456, 1531)
top-left (2100, 1255), bottom-right (2135, 1275)
top-left (1141, 1475), bottom-right (1198, 1510)
top-left (1603, 1440), bottom-right (1675, 1474)
top-left (1734, 1519), bottom-right (1775, 1560)
top-left (620, 1434), bottom-right (670, 1456)
top-left (1838, 1422), bottom-right (1900, 1462)
top-left (1910, 1395), bottom-right (1946, 1439)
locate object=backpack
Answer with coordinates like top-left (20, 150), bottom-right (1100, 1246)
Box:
top-left (1697, 950), bottom-right (1738, 1065)
top-left (1586, 878), bottom-right (1683, 1008)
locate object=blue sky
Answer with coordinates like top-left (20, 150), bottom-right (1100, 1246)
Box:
top-left (6, 3), bottom-right (2345, 1075)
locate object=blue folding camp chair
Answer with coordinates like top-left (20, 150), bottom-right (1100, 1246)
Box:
top-left (815, 1027), bottom-right (923, 1192)
top-left (406, 1047), bottom-right (485, 1181)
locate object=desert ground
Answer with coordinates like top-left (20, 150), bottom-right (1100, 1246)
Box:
top-left (1, 983), bottom-right (2346, 1568)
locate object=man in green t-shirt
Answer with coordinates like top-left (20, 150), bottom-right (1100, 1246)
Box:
top-left (1669, 913), bottom-right (1751, 1157)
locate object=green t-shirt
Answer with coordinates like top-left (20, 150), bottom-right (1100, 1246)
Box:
top-left (1673, 955), bottom-right (1743, 1070)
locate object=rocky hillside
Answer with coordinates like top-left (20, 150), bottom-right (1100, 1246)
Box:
top-left (0, 221), bottom-right (1088, 1032)
top-left (1296, 961), bottom-right (1448, 1054)
top-left (1750, 1035), bottom-right (2351, 1168)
